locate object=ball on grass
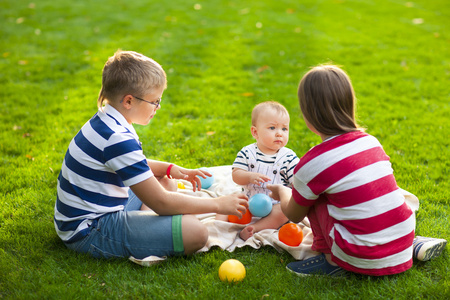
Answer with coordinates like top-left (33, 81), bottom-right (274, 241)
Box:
top-left (248, 193), bottom-right (272, 217)
top-left (218, 259), bottom-right (246, 283)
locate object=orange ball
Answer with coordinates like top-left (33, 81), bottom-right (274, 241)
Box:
top-left (278, 223), bottom-right (303, 246)
top-left (228, 210), bottom-right (253, 225)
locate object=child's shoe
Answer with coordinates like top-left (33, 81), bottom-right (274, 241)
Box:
top-left (413, 236), bottom-right (447, 261)
top-left (286, 254), bottom-right (347, 277)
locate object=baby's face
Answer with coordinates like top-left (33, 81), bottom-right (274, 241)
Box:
top-left (252, 109), bottom-right (290, 155)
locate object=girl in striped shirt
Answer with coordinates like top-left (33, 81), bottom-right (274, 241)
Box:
top-left (269, 65), bottom-right (445, 276)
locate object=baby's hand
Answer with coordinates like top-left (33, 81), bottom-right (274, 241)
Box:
top-left (249, 173), bottom-right (271, 186)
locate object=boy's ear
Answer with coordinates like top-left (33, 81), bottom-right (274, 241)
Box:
top-left (251, 126), bottom-right (258, 139)
top-left (121, 95), bottom-right (134, 109)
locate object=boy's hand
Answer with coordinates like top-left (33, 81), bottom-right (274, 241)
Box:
top-left (171, 166), bottom-right (212, 192)
top-left (217, 193), bottom-right (249, 217)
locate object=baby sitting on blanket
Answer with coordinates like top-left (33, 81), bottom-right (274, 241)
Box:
top-left (216, 101), bottom-right (299, 240)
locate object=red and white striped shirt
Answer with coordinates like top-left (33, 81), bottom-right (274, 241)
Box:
top-left (293, 131), bottom-right (415, 276)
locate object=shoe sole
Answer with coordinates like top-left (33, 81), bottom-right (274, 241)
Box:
top-left (420, 240), bottom-right (447, 261)
top-left (286, 265), bottom-right (348, 277)
top-left (286, 265), bottom-right (310, 277)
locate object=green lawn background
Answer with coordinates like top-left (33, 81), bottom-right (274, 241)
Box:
top-left (0, 0), bottom-right (449, 298)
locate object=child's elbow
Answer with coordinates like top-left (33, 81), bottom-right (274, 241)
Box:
top-left (231, 169), bottom-right (239, 184)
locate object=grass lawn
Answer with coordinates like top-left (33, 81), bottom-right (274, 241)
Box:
top-left (1, 0), bottom-right (449, 298)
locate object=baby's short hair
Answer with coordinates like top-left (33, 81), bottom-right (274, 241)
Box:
top-left (251, 101), bottom-right (289, 126)
top-left (98, 50), bottom-right (167, 108)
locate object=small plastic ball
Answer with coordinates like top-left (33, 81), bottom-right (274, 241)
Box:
top-left (278, 223), bottom-right (303, 246)
top-left (218, 259), bottom-right (246, 283)
top-left (248, 193), bottom-right (272, 217)
top-left (197, 167), bottom-right (214, 189)
top-left (228, 209), bottom-right (253, 225)
top-left (177, 182), bottom-right (185, 189)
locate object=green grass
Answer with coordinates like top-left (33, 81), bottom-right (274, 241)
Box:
top-left (1, 0), bottom-right (449, 298)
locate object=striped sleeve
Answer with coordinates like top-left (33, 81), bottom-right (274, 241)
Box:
top-left (232, 145), bottom-right (251, 170)
top-left (104, 132), bottom-right (152, 186)
top-left (284, 150), bottom-right (299, 185)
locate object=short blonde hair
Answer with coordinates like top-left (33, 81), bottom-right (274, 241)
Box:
top-left (298, 64), bottom-right (362, 135)
top-left (251, 101), bottom-right (290, 126)
top-left (97, 50), bottom-right (167, 108)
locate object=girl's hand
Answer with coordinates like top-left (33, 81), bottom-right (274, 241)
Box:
top-left (217, 193), bottom-right (249, 217)
top-left (268, 184), bottom-right (309, 224)
top-left (170, 166), bottom-right (212, 192)
top-left (267, 184), bottom-right (291, 202)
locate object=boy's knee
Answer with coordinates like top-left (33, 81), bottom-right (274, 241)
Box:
top-left (194, 221), bottom-right (208, 248)
top-left (182, 215), bottom-right (208, 254)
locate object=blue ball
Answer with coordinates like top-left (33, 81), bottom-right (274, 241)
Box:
top-left (249, 193), bottom-right (272, 217)
top-left (197, 168), bottom-right (214, 189)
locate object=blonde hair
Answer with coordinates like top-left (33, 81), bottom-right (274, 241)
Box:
top-left (251, 101), bottom-right (290, 126)
top-left (97, 50), bottom-right (167, 108)
top-left (298, 64), bottom-right (362, 135)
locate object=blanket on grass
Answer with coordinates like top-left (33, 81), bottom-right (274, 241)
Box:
top-left (130, 165), bottom-right (419, 267)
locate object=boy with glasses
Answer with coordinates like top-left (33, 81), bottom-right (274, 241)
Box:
top-left (54, 50), bottom-right (248, 260)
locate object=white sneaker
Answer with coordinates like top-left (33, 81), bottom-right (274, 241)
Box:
top-left (413, 236), bottom-right (447, 261)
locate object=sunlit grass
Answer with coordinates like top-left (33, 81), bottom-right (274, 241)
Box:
top-left (0, 0), bottom-right (449, 298)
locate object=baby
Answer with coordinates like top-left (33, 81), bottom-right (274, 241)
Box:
top-left (228, 101), bottom-right (299, 240)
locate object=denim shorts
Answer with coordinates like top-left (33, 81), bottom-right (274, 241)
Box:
top-left (65, 190), bottom-right (184, 259)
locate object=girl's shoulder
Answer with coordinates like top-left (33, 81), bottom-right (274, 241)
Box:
top-left (327, 131), bottom-right (379, 147)
top-left (297, 131), bottom-right (380, 168)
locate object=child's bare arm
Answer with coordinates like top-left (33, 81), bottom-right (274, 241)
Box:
top-left (267, 184), bottom-right (309, 223)
top-left (146, 159), bottom-right (171, 177)
top-left (147, 160), bottom-right (211, 191)
top-left (131, 177), bottom-right (249, 216)
top-left (232, 168), bottom-right (271, 186)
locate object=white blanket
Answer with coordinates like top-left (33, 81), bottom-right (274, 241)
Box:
top-left (130, 165), bottom-right (419, 267)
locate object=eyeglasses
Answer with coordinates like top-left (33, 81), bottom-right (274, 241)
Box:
top-left (133, 95), bottom-right (161, 108)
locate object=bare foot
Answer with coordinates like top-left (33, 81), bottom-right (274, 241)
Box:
top-left (239, 226), bottom-right (255, 241)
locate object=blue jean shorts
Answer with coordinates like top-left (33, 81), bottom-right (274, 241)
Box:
top-left (65, 190), bottom-right (184, 259)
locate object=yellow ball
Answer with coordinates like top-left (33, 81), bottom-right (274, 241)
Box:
top-left (218, 259), bottom-right (246, 283)
top-left (177, 182), bottom-right (185, 189)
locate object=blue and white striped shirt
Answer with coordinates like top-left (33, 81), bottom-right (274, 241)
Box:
top-left (54, 104), bottom-right (153, 243)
